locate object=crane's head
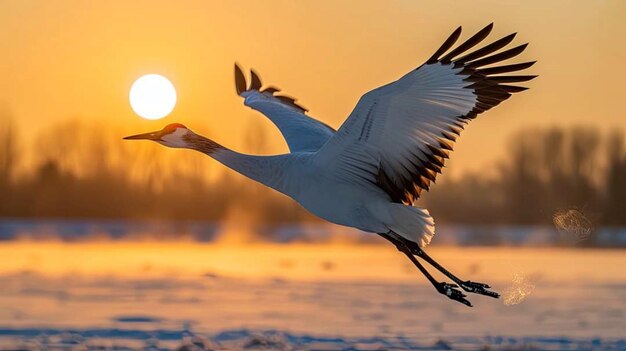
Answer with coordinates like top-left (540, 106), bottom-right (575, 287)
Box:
top-left (123, 123), bottom-right (191, 148)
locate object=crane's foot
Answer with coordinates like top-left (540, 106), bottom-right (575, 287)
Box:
top-left (409, 245), bottom-right (500, 300)
top-left (437, 282), bottom-right (473, 307)
top-left (459, 281), bottom-right (500, 298)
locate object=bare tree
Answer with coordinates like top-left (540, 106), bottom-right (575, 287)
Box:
top-left (0, 110), bottom-right (17, 189)
top-left (604, 131), bottom-right (626, 225)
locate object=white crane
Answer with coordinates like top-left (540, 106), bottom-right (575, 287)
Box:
top-left (125, 23), bottom-right (536, 306)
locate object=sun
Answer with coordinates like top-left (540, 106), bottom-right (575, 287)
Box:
top-left (129, 74), bottom-right (177, 120)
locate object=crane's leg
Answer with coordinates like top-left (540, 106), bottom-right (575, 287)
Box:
top-left (378, 232), bottom-right (473, 307)
top-left (413, 248), bottom-right (500, 298)
top-left (387, 232), bottom-right (499, 298)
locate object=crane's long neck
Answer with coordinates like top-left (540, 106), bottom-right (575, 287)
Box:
top-left (182, 132), bottom-right (293, 194)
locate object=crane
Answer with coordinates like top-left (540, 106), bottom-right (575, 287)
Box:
top-left (125, 23), bottom-right (536, 306)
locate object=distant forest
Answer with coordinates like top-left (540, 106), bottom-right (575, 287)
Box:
top-left (1, 115), bottom-right (625, 226)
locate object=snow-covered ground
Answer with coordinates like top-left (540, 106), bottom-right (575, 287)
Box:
top-left (0, 242), bottom-right (624, 350)
top-left (2, 219), bottom-right (625, 247)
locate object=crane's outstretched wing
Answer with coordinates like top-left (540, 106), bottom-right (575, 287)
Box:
top-left (235, 64), bottom-right (335, 153)
top-left (314, 23), bottom-right (536, 205)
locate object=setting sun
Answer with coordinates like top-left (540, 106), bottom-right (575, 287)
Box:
top-left (129, 74), bottom-right (176, 120)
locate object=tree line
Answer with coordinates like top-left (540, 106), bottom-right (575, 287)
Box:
top-left (424, 127), bottom-right (626, 226)
top-left (0, 114), bottom-right (625, 227)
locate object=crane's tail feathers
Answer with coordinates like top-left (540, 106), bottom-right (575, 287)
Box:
top-left (387, 204), bottom-right (435, 248)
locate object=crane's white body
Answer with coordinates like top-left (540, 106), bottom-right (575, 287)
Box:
top-left (210, 62), bottom-right (486, 246)
top-left (209, 148), bottom-right (436, 246)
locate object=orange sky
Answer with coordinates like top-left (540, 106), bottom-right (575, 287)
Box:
top-left (2, 0), bottom-right (625, 176)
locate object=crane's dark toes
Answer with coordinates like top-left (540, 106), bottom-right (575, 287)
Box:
top-left (465, 281), bottom-right (491, 289)
top-left (460, 281), bottom-right (500, 298)
top-left (439, 282), bottom-right (458, 290)
top-left (437, 282), bottom-right (473, 307)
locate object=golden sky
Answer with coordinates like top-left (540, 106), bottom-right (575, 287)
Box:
top-left (2, 0), bottom-right (625, 176)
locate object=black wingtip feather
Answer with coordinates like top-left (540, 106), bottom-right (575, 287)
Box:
top-left (499, 85), bottom-right (529, 93)
top-left (249, 69), bottom-right (262, 90)
top-left (489, 75), bottom-right (538, 83)
top-left (477, 61), bottom-right (536, 75)
top-left (261, 86), bottom-right (281, 94)
top-left (235, 67), bottom-right (310, 114)
top-left (427, 144), bottom-right (449, 159)
top-left (454, 32), bottom-right (517, 64)
top-left (466, 43), bottom-right (528, 68)
top-left (276, 95), bottom-right (308, 113)
top-left (234, 63), bottom-right (247, 95)
top-left (426, 26), bottom-right (462, 64)
top-left (440, 23), bottom-right (493, 63)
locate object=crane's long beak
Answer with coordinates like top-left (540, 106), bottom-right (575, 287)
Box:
top-left (123, 131), bottom-right (162, 140)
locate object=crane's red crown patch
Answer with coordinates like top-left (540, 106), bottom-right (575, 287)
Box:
top-left (162, 123), bottom-right (187, 135)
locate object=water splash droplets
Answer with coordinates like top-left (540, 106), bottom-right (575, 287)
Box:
top-left (502, 272), bottom-right (536, 306)
top-left (553, 209), bottom-right (593, 243)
